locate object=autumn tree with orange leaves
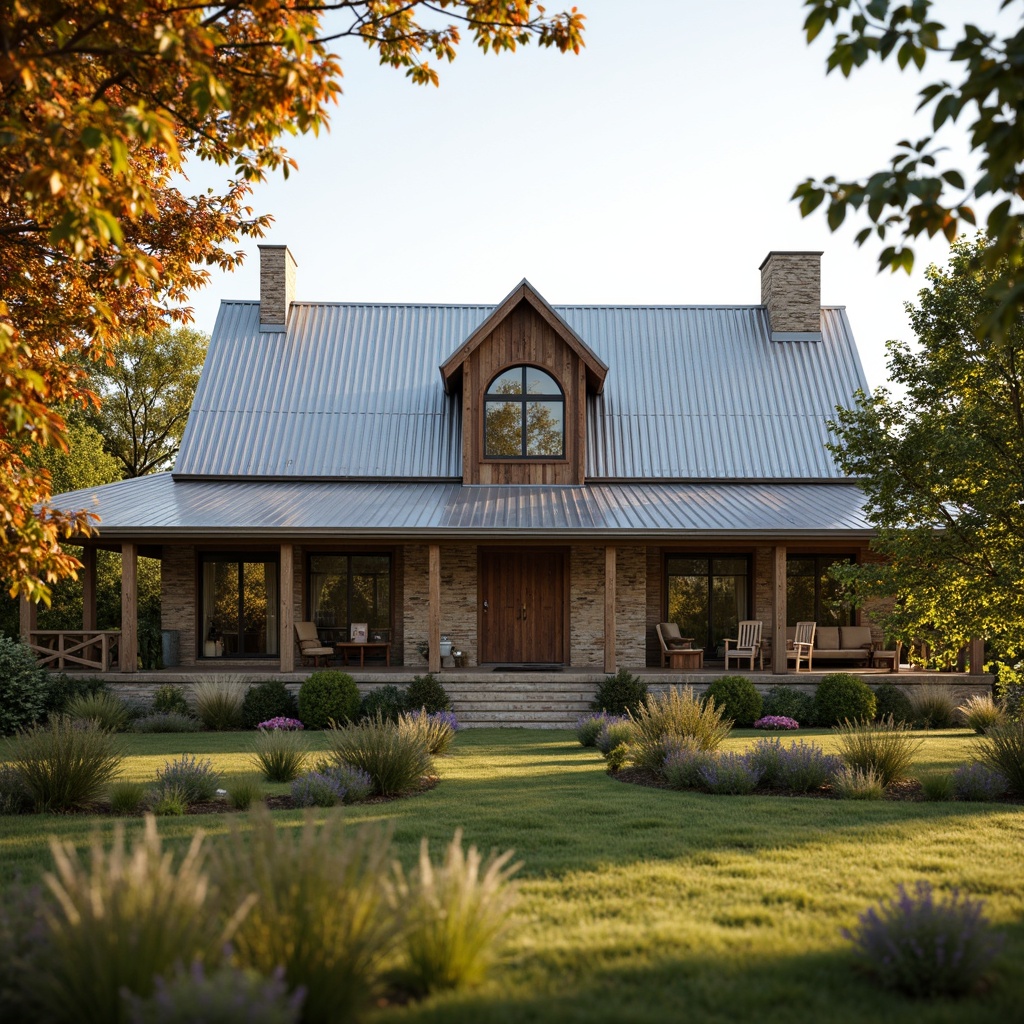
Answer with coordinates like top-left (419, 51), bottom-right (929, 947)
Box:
top-left (0, 1), bottom-right (585, 604)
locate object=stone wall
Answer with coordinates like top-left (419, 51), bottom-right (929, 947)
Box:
top-left (161, 545), bottom-right (196, 665)
top-left (403, 544), bottom-right (478, 668)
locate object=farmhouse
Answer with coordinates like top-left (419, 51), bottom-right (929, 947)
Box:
top-left (37, 247), bottom-right (891, 679)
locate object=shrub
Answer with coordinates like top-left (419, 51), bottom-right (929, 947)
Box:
top-left (813, 673), bottom-right (877, 726)
top-left (873, 683), bottom-right (913, 725)
top-left (761, 685), bottom-right (815, 725)
top-left (843, 880), bottom-right (1003, 997)
top-left (393, 829), bottom-right (520, 995)
top-left (575, 712), bottom-right (610, 747)
top-left (151, 785), bottom-right (188, 817)
top-left (605, 743), bottom-right (631, 772)
top-left (241, 680), bottom-right (299, 730)
top-left (595, 718), bottom-right (634, 757)
top-left (918, 772), bottom-right (955, 802)
top-left (155, 754), bottom-right (220, 805)
top-left (629, 687), bottom-right (731, 774)
top-left (297, 671), bottom-right (360, 729)
top-left (226, 776), bottom-right (263, 811)
top-left (957, 693), bottom-right (1005, 735)
top-left (42, 673), bottom-right (106, 718)
top-left (32, 817), bottom-right (234, 1024)
top-left (833, 717), bottom-right (923, 788)
top-left (358, 684), bottom-right (406, 724)
top-left (909, 685), bottom-right (958, 729)
top-left (831, 765), bottom-right (885, 800)
top-left (9, 717), bottom-right (124, 811)
top-left (190, 680), bottom-right (245, 731)
top-left (778, 741), bottom-right (842, 793)
top-left (124, 963), bottom-right (303, 1024)
top-left (108, 780), bottom-right (147, 815)
top-left (325, 716), bottom-right (434, 796)
top-left (151, 684), bottom-right (190, 717)
top-left (753, 715), bottom-right (799, 731)
top-left (952, 762), bottom-right (1008, 802)
top-left (0, 635), bottom-right (48, 735)
top-left (662, 739), bottom-right (717, 790)
top-left (251, 728), bottom-right (307, 783)
top-left (403, 673), bottom-right (453, 715)
top-left (0, 762), bottom-right (32, 815)
top-left (132, 712), bottom-right (201, 734)
top-left (697, 752), bottom-right (762, 795)
top-left (214, 808), bottom-right (397, 1024)
top-left (0, 881), bottom-right (48, 1019)
top-left (745, 737), bottom-right (787, 789)
top-left (702, 676), bottom-right (762, 727)
top-left (974, 719), bottom-right (1024, 795)
top-left (291, 770), bottom-right (345, 808)
top-left (591, 668), bottom-right (648, 716)
top-left (398, 709), bottom-right (458, 756)
top-left (65, 691), bottom-right (131, 732)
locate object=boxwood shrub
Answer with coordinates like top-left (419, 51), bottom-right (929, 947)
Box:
top-left (297, 671), bottom-right (360, 729)
top-left (813, 672), bottom-right (877, 726)
top-left (403, 673), bottom-right (452, 714)
top-left (242, 680), bottom-right (299, 729)
top-left (359, 684), bottom-right (406, 724)
top-left (873, 683), bottom-right (913, 725)
top-left (591, 669), bottom-right (647, 716)
top-left (702, 675), bottom-right (762, 727)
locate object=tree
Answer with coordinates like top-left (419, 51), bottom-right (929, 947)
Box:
top-left (89, 326), bottom-right (207, 478)
top-left (1, 1), bottom-right (586, 603)
top-left (826, 235), bottom-right (1024, 663)
top-left (794, 0), bottom-right (1024, 333)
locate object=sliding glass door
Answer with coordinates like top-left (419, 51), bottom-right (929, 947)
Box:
top-left (201, 554), bottom-right (279, 657)
top-left (665, 555), bottom-right (750, 654)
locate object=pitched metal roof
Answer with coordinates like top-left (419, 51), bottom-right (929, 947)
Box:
top-left (173, 300), bottom-right (866, 481)
top-left (48, 473), bottom-right (873, 539)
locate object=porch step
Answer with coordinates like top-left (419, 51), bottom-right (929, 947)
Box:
top-left (440, 680), bottom-right (598, 728)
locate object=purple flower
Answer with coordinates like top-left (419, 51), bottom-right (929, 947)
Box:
top-left (428, 710), bottom-right (459, 731)
top-left (754, 715), bottom-right (800, 730)
top-left (257, 716), bottom-right (304, 731)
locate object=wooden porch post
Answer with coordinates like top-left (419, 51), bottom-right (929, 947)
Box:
top-left (604, 545), bottom-right (617, 673)
top-left (771, 544), bottom-right (787, 674)
top-left (280, 543), bottom-right (294, 672)
top-left (19, 593), bottom-right (37, 642)
top-left (120, 542), bottom-right (137, 673)
top-left (82, 546), bottom-right (97, 631)
top-left (428, 543), bottom-right (441, 673)
top-left (968, 637), bottom-right (985, 675)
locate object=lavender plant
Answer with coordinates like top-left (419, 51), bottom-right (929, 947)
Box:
top-left (843, 880), bottom-right (1003, 997)
top-left (662, 739), bottom-right (717, 790)
top-left (291, 770), bottom-right (346, 808)
top-left (155, 755), bottom-right (220, 805)
top-left (951, 762), bottom-right (1008, 802)
top-left (697, 752), bottom-right (762, 795)
top-left (328, 763), bottom-right (374, 804)
top-left (595, 718), bottom-right (633, 757)
top-left (779, 741), bottom-right (843, 793)
top-left (745, 737), bottom-right (787, 789)
top-left (575, 712), bottom-right (610, 747)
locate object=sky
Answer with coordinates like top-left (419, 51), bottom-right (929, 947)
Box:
top-left (182, 0), bottom-right (1007, 392)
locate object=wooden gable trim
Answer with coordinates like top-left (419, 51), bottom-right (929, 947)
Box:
top-left (439, 279), bottom-right (608, 395)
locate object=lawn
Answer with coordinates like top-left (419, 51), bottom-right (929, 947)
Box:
top-left (3, 727), bottom-right (1024, 1023)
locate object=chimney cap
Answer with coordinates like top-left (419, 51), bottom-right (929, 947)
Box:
top-left (759, 250), bottom-right (822, 271)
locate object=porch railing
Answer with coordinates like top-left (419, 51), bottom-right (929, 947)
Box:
top-left (27, 630), bottom-right (121, 671)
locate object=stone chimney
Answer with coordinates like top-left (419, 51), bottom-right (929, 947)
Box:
top-left (259, 244), bottom-right (297, 332)
top-left (759, 250), bottom-right (823, 342)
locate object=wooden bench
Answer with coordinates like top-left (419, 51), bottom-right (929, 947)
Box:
top-left (334, 641), bottom-right (391, 667)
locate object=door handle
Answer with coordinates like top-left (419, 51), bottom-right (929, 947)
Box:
top-left (483, 600), bottom-right (488, 613)
top-left (522, 604), bottom-right (527, 621)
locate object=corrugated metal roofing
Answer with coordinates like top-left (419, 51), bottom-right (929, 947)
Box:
top-left (49, 473), bottom-right (873, 538)
top-left (174, 300), bottom-right (866, 480)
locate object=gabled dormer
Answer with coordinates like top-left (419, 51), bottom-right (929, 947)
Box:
top-left (440, 280), bottom-right (607, 484)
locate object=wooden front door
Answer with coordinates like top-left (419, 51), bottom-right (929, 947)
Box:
top-left (479, 547), bottom-right (566, 664)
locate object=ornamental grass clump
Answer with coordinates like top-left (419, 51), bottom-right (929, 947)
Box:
top-left (151, 784), bottom-right (189, 817)
top-left (779, 741), bottom-right (843, 793)
top-left (909, 685), bottom-right (958, 729)
top-left (697, 752), bottom-right (762, 795)
top-left (843, 880), bottom-right (1003, 998)
top-left (65, 691), bottom-right (131, 732)
top-left (662, 739), bottom-right (717, 790)
top-left (957, 693), bottom-right (1005, 735)
top-left (31, 817), bottom-right (237, 1024)
top-left (155, 754), bottom-right (220, 805)
top-left (226, 776), bottom-right (263, 811)
top-left (393, 828), bottom-right (521, 996)
top-left (0, 762), bottom-right (32, 814)
top-left (8, 717), bottom-right (125, 812)
top-left (595, 718), bottom-right (634, 757)
top-left (107, 780), bottom-right (148, 815)
top-left (918, 772), bottom-right (955, 802)
top-left (952, 762), bottom-right (1008, 802)
top-left (398, 709), bottom-right (458, 756)
top-left (214, 808), bottom-right (397, 1024)
top-left (974, 718), bottom-right (1024, 795)
top-left (833, 716), bottom-right (923, 788)
top-left (753, 715), bottom-right (799, 731)
top-left (132, 712), bottom-right (201, 734)
top-left (831, 765), bottom-right (885, 800)
top-left (190, 680), bottom-right (246, 731)
top-left (575, 712), bottom-right (610, 747)
top-left (325, 715), bottom-right (434, 796)
top-left (251, 727), bottom-right (307, 783)
top-left (629, 686), bottom-right (731, 774)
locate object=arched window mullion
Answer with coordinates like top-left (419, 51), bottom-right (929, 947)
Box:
top-left (484, 364), bottom-right (565, 459)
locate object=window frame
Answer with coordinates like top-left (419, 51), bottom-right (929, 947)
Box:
top-left (306, 551), bottom-right (393, 645)
top-left (663, 553), bottom-right (752, 654)
top-left (785, 554), bottom-right (856, 626)
top-left (197, 551), bottom-right (280, 659)
top-left (482, 364), bottom-right (566, 461)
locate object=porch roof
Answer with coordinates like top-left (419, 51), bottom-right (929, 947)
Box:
top-left (49, 473), bottom-right (873, 540)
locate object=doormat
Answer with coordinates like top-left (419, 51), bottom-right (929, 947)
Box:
top-left (493, 665), bottom-right (563, 672)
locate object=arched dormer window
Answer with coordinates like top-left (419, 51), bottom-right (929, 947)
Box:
top-left (484, 365), bottom-right (565, 458)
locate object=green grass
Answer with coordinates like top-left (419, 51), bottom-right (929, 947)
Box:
top-left (3, 728), bottom-right (1024, 1023)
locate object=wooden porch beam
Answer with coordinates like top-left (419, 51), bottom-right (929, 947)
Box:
top-left (82, 546), bottom-right (97, 631)
top-left (969, 637), bottom-right (984, 675)
top-left (120, 542), bottom-right (137, 673)
top-left (604, 545), bottom-right (616, 673)
top-left (771, 544), bottom-right (787, 674)
top-left (19, 593), bottom-right (37, 641)
top-left (280, 543), bottom-right (294, 672)
top-left (428, 543), bottom-right (441, 673)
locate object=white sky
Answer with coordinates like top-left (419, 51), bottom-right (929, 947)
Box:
top-left (182, 0), bottom-right (1007, 391)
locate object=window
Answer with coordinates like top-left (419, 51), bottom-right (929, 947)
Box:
top-left (665, 555), bottom-right (750, 653)
top-left (484, 365), bottom-right (565, 458)
top-left (787, 556), bottom-right (854, 626)
top-left (200, 554), bottom-right (279, 657)
top-left (308, 554), bottom-right (391, 642)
